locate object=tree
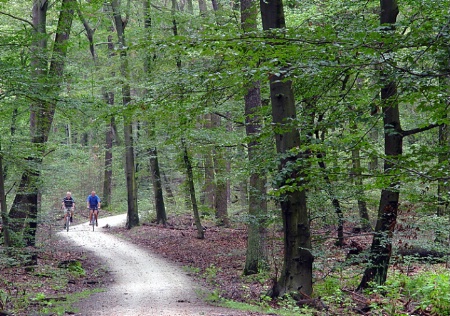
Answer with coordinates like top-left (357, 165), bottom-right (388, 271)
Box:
top-left (143, 0), bottom-right (167, 225)
top-left (260, 0), bottom-right (313, 297)
top-left (242, 0), bottom-right (268, 276)
top-left (0, 140), bottom-right (11, 247)
top-left (358, 0), bottom-right (441, 289)
top-left (8, 0), bottom-right (76, 248)
top-left (110, 0), bottom-right (139, 229)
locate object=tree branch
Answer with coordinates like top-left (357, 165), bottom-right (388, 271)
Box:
top-left (402, 123), bottom-right (441, 137)
top-left (0, 10), bottom-right (34, 29)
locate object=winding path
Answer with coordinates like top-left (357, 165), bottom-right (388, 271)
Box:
top-left (59, 214), bottom-right (239, 316)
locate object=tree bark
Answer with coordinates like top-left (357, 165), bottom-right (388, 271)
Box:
top-left (9, 0), bottom-right (75, 248)
top-left (242, 0), bottom-right (267, 276)
top-left (351, 142), bottom-right (372, 232)
top-left (143, 0), bottom-right (167, 225)
top-left (0, 141), bottom-right (11, 247)
top-left (358, 1), bottom-right (400, 290)
top-left (260, 0), bottom-right (313, 297)
top-left (211, 115), bottom-right (229, 227)
top-left (78, 9), bottom-right (115, 209)
top-left (182, 139), bottom-right (204, 239)
top-left (149, 146), bottom-right (167, 225)
top-left (111, 0), bottom-right (139, 229)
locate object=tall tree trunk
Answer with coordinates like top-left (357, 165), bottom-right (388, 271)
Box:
top-left (358, 0), bottom-right (400, 290)
top-left (198, 0), bottom-right (207, 14)
top-left (9, 0), bottom-right (75, 249)
top-left (103, 115), bottom-right (114, 209)
top-left (111, 0), bottom-right (139, 228)
top-left (351, 143), bottom-right (372, 231)
top-left (0, 140), bottom-right (11, 247)
top-left (149, 145), bottom-right (167, 225)
top-left (211, 114), bottom-right (229, 226)
top-left (242, 0), bottom-right (267, 276)
top-left (260, 0), bottom-right (313, 297)
top-left (316, 154), bottom-right (344, 247)
top-left (202, 115), bottom-right (216, 210)
top-left (182, 139), bottom-right (204, 239)
top-left (143, 0), bottom-right (167, 225)
top-left (78, 9), bottom-right (115, 209)
top-left (437, 125), bottom-right (448, 216)
top-left (102, 34), bottom-right (116, 209)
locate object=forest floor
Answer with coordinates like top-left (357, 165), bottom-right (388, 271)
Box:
top-left (0, 209), bottom-right (447, 315)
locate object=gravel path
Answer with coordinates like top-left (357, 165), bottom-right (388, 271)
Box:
top-left (59, 214), bottom-right (242, 316)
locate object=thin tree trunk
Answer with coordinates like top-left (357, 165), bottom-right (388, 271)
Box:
top-left (317, 155), bottom-right (344, 247)
top-left (150, 146), bottom-right (167, 225)
top-left (143, 0), bottom-right (167, 225)
top-left (198, 0), bottom-right (207, 14)
top-left (102, 34), bottom-right (116, 209)
top-left (203, 115), bottom-right (215, 210)
top-left (211, 114), bottom-right (229, 226)
top-left (182, 139), bottom-right (204, 239)
top-left (111, 0), bottom-right (139, 228)
top-left (0, 140), bottom-right (11, 247)
top-left (437, 113), bottom-right (450, 216)
top-left (351, 142), bottom-right (372, 231)
top-left (78, 7), bottom-right (115, 208)
top-left (242, 0), bottom-right (267, 276)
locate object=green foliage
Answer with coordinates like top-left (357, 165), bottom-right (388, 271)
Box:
top-left (367, 269), bottom-right (450, 316)
top-left (65, 261), bottom-right (86, 277)
top-left (204, 264), bottom-right (220, 283)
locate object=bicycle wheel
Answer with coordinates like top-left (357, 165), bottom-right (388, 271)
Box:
top-left (66, 213), bottom-right (70, 232)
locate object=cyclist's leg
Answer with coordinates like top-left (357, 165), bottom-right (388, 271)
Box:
top-left (70, 207), bottom-right (74, 222)
top-left (89, 208), bottom-right (93, 223)
top-left (63, 208), bottom-right (67, 227)
top-left (94, 209), bottom-right (99, 226)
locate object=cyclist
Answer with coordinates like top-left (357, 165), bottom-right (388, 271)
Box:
top-left (86, 191), bottom-right (101, 227)
top-left (62, 191), bottom-right (76, 229)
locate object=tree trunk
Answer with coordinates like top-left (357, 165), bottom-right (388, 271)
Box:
top-left (350, 125), bottom-right (372, 231)
top-left (352, 149), bottom-right (372, 231)
top-left (198, 0), bottom-right (207, 14)
top-left (111, 0), bottom-right (139, 229)
top-left (182, 139), bottom-right (204, 239)
top-left (211, 115), bottom-right (229, 227)
top-left (242, 0), bottom-right (267, 276)
top-left (143, 0), bottom-right (167, 225)
top-left (103, 115), bottom-right (114, 209)
top-left (150, 146), bottom-right (167, 225)
top-left (0, 141), bottom-right (11, 247)
top-left (9, 0), bottom-right (75, 249)
top-left (102, 33), bottom-right (116, 209)
top-left (202, 116), bottom-right (216, 210)
top-left (260, 0), bottom-right (313, 297)
top-left (437, 119), bottom-right (449, 217)
top-left (358, 1), bottom-right (401, 288)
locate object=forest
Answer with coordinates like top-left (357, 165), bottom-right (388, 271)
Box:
top-left (1, 0), bottom-right (450, 315)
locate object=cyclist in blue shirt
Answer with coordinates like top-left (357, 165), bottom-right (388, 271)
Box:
top-left (86, 191), bottom-right (101, 227)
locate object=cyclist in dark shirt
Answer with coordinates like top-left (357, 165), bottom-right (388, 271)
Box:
top-left (62, 192), bottom-right (75, 228)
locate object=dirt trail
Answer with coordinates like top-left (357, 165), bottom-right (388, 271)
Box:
top-left (59, 214), bottom-right (242, 316)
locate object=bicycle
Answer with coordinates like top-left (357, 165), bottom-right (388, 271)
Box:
top-left (64, 208), bottom-right (71, 232)
top-left (89, 209), bottom-right (98, 231)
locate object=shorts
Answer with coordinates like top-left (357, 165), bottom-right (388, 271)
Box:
top-left (89, 206), bottom-right (99, 211)
top-left (63, 207), bottom-right (74, 214)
